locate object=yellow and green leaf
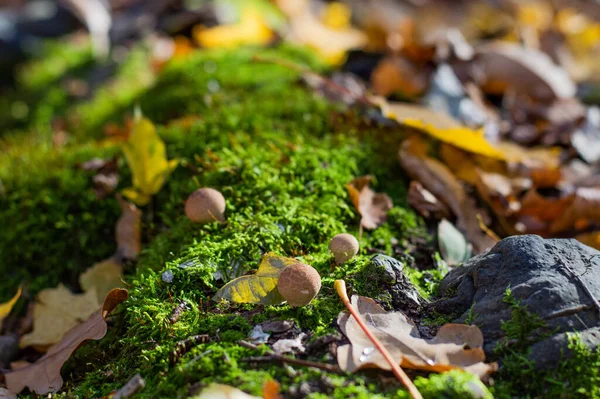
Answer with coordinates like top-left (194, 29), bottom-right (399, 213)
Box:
top-left (121, 117), bottom-right (178, 205)
top-left (214, 253), bottom-right (297, 305)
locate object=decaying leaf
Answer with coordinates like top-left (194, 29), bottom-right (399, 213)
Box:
top-left (0, 287), bottom-right (21, 329)
top-left (193, 10), bottom-right (274, 49)
top-left (79, 257), bottom-right (125, 304)
top-left (115, 195), bottom-right (142, 260)
top-left (474, 42), bottom-right (576, 102)
top-left (438, 219), bottom-right (472, 265)
top-left (346, 175), bottom-right (393, 230)
top-left (407, 181), bottom-right (451, 219)
top-left (19, 284), bottom-right (100, 349)
top-left (5, 289), bottom-right (128, 395)
top-left (399, 137), bottom-right (496, 253)
top-left (192, 383), bottom-right (261, 399)
top-left (377, 99), bottom-right (506, 160)
top-left (277, 0), bottom-right (366, 64)
top-left (121, 117), bottom-right (178, 206)
top-left (337, 295), bottom-right (497, 379)
top-left (0, 388), bottom-right (17, 399)
top-left (213, 253), bottom-right (297, 305)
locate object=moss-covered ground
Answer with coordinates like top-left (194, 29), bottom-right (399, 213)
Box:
top-left (2, 39), bottom-right (599, 398)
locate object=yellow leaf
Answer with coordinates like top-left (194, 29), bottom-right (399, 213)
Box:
top-left (79, 258), bottom-right (125, 304)
top-left (122, 117), bottom-right (178, 206)
top-left (193, 10), bottom-right (274, 49)
top-left (378, 100), bottom-right (506, 160)
top-left (193, 383), bottom-right (261, 399)
top-left (214, 253), bottom-right (298, 305)
top-left (0, 287), bottom-right (22, 329)
top-left (20, 284), bottom-right (100, 349)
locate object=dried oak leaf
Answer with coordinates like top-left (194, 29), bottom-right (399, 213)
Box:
top-left (79, 257), bottom-right (125, 304)
top-left (115, 195), bottom-right (142, 261)
top-left (337, 295), bottom-right (497, 379)
top-left (346, 176), bottom-right (393, 230)
top-left (5, 289), bottom-right (128, 395)
top-left (399, 137), bottom-right (496, 253)
top-left (19, 284), bottom-right (100, 350)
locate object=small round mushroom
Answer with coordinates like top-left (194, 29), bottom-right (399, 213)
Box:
top-left (277, 262), bottom-right (321, 307)
top-left (185, 188), bottom-right (226, 224)
top-left (329, 233), bottom-right (359, 265)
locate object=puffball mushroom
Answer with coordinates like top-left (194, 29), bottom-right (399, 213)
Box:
top-left (277, 262), bottom-right (321, 307)
top-left (330, 233), bottom-right (359, 264)
top-left (185, 188), bottom-right (226, 224)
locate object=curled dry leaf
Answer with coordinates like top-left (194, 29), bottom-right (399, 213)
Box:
top-left (115, 195), bottom-right (142, 261)
top-left (213, 253), bottom-right (297, 305)
top-left (337, 295), bottom-right (497, 379)
top-left (5, 289), bottom-right (128, 395)
top-left (474, 42), bottom-right (576, 102)
top-left (346, 175), bottom-right (393, 230)
top-left (407, 181), bottom-right (451, 219)
top-left (399, 137), bottom-right (496, 253)
top-left (19, 284), bottom-right (100, 350)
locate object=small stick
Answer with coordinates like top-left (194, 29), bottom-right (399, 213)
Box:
top-left (562, 261), bottom-right (600, 316)
top-left (238, 340), bottom-right (341, 373)
top-left (334, 280), bottom-right (423, 399)
top-left (112, 374), bottom-right (145, 399)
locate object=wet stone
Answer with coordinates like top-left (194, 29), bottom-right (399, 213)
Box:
top-left (430, 235), bottom-right (600, 369)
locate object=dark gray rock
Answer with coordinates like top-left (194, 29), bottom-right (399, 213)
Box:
top-left (368, 254), bottom-right (426, 315)
top-left (0, 334), bottom-right (19, 368)
top-left (430, 235), bottom-right (600, 368)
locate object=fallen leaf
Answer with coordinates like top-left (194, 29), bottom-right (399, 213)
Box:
top-left (551, 187), bottom-right (600, 233)
top-left (192, 383), bottom-right (261, 399)
top-left (262, 380), bottom-right (282, 399)
top-left (399, 137), bottom-right (496, 253)
top-left (5, 289), bottom-right (128, 395)
top-left (474, 42), bottom-right (576, 102)
top-left (337, 295), bottom-right (496, 379)
top-left (115, 195), bottom-right (142, 260)
top-left (193, 9), bottom-right (274, 49)
top-left (0, 287), bottom-right (21, 330)
top-left (19, 284), bottom-right (100, 349)
top-left (272, 332), bottom-right (306, 354)
top-left (377, 99), bottom-right (506, 160)
top-left (346, 175), bottom-right (393, 230)
top-left (576, 231), bottom-right (600, 250)
top-left (277, 0), bottom-right (366, 64)
top-left (121, 117), bottom-right (179, 206)
top-left (371, 56), bottom-right (428, 98)
top-left (213, 253), bottom-right (297, 305)
top-left (438, 219), bottom-right (472, 266)
top-left (79, 257), bottom-right (125, 304)
top-left (407, 181), bottom-right (451, 220)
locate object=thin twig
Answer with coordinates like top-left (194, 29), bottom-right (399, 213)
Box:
top-left (334, 280), bottom-right (423, 399)
top-left (112, 374), bottom-right (145, 399)
top-left (561, 261), bottom-right (600, 316)
top-left (238, 340), bottom-right (341, 373)
top-left (241, 355), bottom-right (342, 373)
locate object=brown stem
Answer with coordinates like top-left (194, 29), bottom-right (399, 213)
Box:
top-left (238, 341), bottom-right (341, 373)
top-left (334, 280), bottom-right (423, 399)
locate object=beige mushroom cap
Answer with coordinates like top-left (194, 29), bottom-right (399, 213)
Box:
top-left (185, 188), bottom-right (226, 224)
top-left (329, 233), bottom-right (359, 265)
top-left (277, 263), bottom-right (321, 307)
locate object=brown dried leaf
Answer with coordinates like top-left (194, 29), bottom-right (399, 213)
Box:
top-left (474, 42), bottom-right (576, 102)
top-left (407, 181), bottom-right (451, 219)
top-left (399, 137), bottom-right (496, 253)
top-left (346, 176), bottom-right (393, 230)
top-left (371, 56), bottom-right (428, 98)
top-left (115, 195), bottom-right (142, 261)
top-left (5, 289), bottom-right (128, 395)
top-left (551, 187), bottom-right (600, 233)
top-left (337, 295), bottom-right (497, 379)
